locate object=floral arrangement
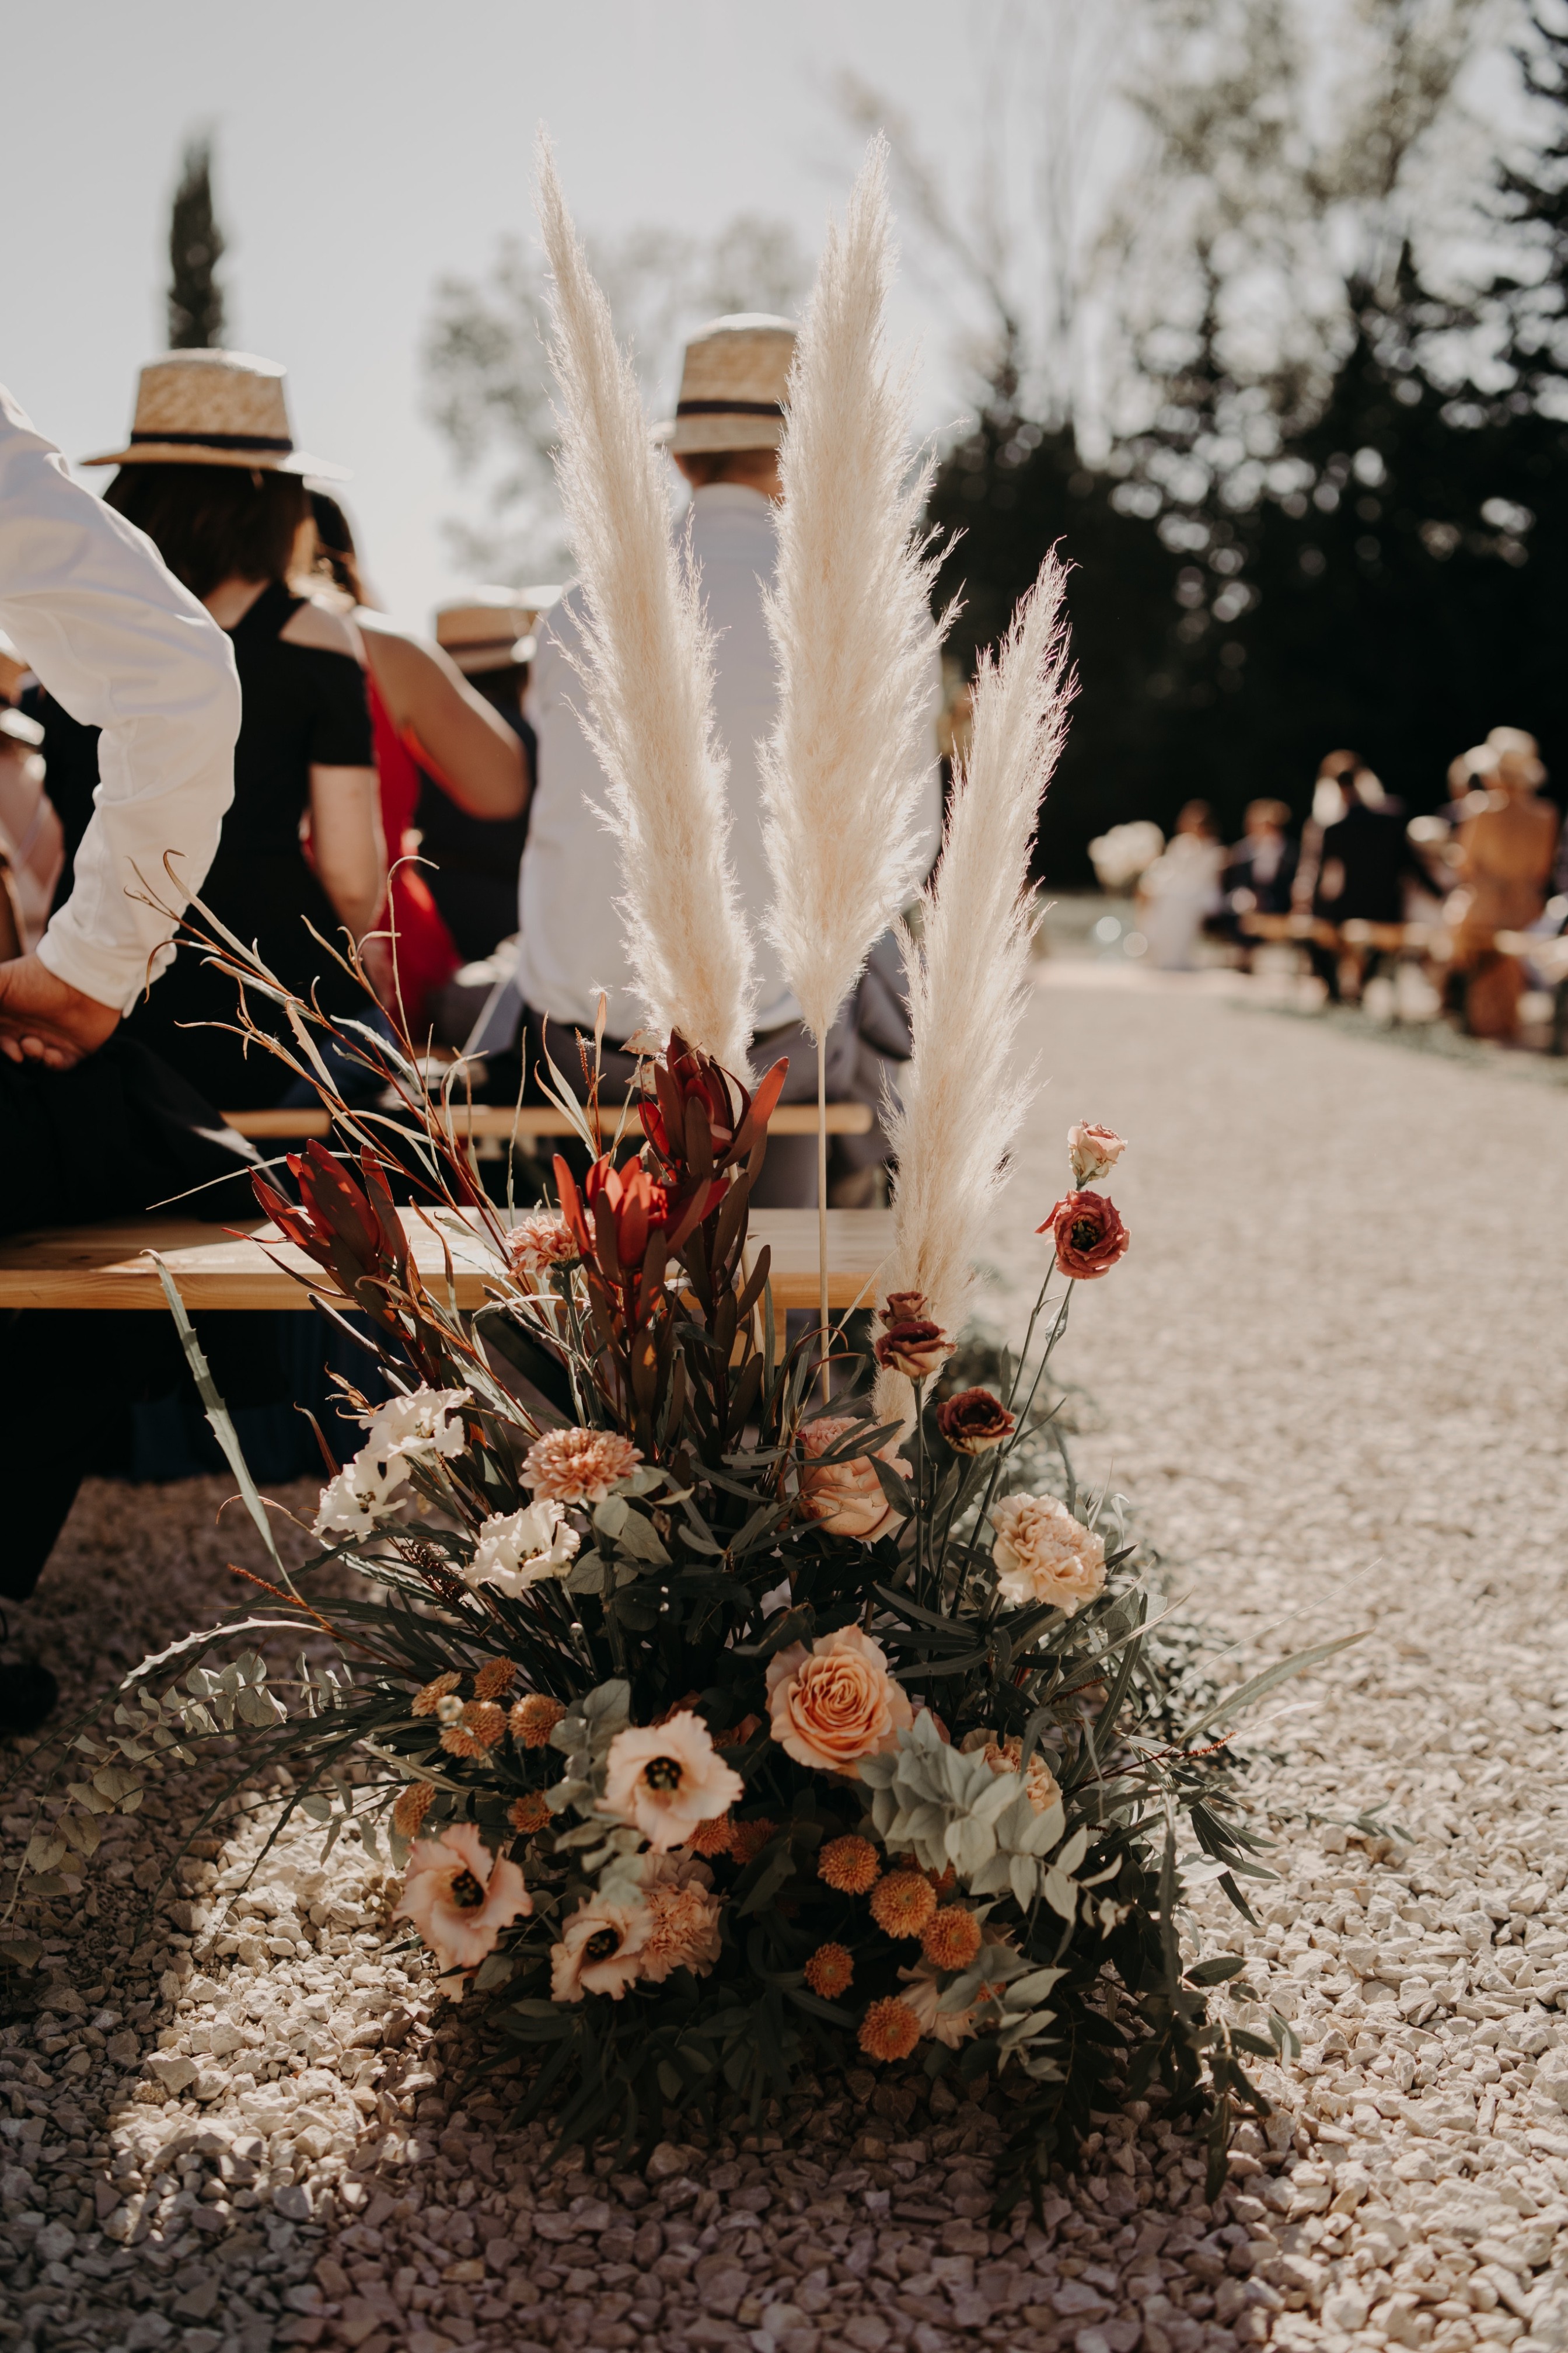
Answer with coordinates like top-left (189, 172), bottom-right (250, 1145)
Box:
top-left (13, 140), bottom-right (1344, 2212)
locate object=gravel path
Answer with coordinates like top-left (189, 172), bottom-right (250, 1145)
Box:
top-left (3, 972), bottom-right (1567, 2353)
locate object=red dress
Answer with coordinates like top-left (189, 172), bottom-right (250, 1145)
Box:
top-left (368, 673), bottom-right (461, 1034)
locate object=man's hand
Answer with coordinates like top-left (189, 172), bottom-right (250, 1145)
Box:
top-left (0, 953), bottom-right (120, 1069)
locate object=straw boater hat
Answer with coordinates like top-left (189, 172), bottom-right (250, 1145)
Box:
top-left (83, 350), bottom-right (347, 477)
top-left (654, 313), bottom-right (797, 454)
top-left (435, 586), bottom-right (561, 676)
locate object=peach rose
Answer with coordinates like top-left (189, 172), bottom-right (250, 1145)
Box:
top-left (766, 1624), bottom-right (914, 1778)
top-left (550, 1897), bottom-right (649, 2002)
top-left (990, 1493), bottom-right (1106, 1617)
top-left (798, 1415), bottom-right (912, 1543)
top-left (602, 1711), bottom-right (746, 1852)
top-left (393, 1823), bottom-right (532, 1982)
top-left (1067, 1122), bottom-right (1127, 1186)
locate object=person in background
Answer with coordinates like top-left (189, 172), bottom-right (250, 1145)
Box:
top-left (0, 380), bottom-right (253, 1731)
top-left (65, 351), bottom-right (385, 1110)
top-left (1136, 799), bottom-right (1224, 970)
top-left (306, 500), bottom-right (528, 1032)
top-left (1294, 752), bottom-right (1424, 1003)
top-left (1448, 727), bottom-right (1560, 1040)
top-left (424, 589), bottom-right (554, 963)
top-left (519, 314), bottom-right (943, 1207)
top-left (1220, 797), bottom-right (1295, 965)
top-left (0, 630), bottom-right (63, 958)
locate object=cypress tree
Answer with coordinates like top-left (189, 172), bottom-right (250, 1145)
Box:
top-left (167, 140), bottom-right (226, 350)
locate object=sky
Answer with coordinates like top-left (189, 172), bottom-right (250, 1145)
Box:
top-left (4, 0), bottom-right (1015, 624)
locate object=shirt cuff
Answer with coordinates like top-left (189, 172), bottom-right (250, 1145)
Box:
top-left (36, 917), bottom-right (174, 1017)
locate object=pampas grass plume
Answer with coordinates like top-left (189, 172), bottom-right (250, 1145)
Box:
top-left (535, 135), bottom-right (756, 1074)
top-left (760, 138), bottom-right (944, 1043)
top-left (874, 555), bottom-right (1073, 1422)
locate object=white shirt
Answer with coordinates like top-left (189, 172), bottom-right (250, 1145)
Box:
top-left (518, 481), bottom-right (943, 1039)
top-left (0, 385), bottom-right (239, 1011)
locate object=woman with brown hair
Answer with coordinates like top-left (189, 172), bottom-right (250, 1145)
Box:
top-left (67, 350), bottom-right (386, 1107)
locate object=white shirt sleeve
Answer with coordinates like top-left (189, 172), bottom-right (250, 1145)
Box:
top-left (0, 384), bottom-right (239, 1012)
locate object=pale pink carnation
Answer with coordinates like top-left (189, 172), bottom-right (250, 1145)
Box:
top-left (1067, 1121), bottom-right (1127, 1186)
top-left (522, 1426), bottom-right (641, 1505)
top-left (766, 1624), bottom-right (913, 1778)
top-left (990, 1493), bottom-right (1106, 1617)
top-left (505, 1211), bottom-right (578, 1290)
top-left (638, 1852), bottom-right (723, 1984)
top-left (549, 1898), bottom-right (648, 2002)
top-left (798, 1415), bottom-right (912, 1543)
top-left (393, 1823), bottom-right (531, 1984)
top-left (602, 1711), bottom-right (745, 1852)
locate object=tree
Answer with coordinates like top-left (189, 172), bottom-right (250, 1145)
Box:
top-left (167, 139), bottom-right (226, 351)
top-left (1492, 0), bottom-right (1568, 405)
top-left (424, 215), bottom-right (810, 578)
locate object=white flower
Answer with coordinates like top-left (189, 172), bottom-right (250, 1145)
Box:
top-left (314, 1386), bottom-right (470, 1541)
top-left (466, 1499), bottom-right (581, 1597)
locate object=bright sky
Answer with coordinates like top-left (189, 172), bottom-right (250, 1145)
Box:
top-left (5, 0), bottom-right (1012, 625)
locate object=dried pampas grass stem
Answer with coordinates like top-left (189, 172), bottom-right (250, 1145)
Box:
top-left (875, 555), bottom-right (1074, 1427)
top-left (536, 136), bottom-right (756, 1075)
top-left (760, 136), bottom-right (945, 1383)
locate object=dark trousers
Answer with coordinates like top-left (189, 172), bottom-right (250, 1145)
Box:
top-left (0, 1038), bottom-right (274, 1602)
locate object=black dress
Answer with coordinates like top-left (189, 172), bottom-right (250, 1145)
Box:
top-left (415, 707), bottom-right (536, 962)
top-left (124, 580), bottom-right (375, 1108)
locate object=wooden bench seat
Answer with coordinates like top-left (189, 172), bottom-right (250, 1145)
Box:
top-left (222, 1102), bottom-right (874, 1141)
top-left (0, 1206), bottom-right (895, 1357)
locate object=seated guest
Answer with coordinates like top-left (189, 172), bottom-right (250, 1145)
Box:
top-left (64, 350), bottom-right (386, 1109)
top-left (0, 378), bottom-right (257, 1730)
top-left (1450, 728), bottom-right (1560, 1040)
top-left (306, 501), bottom-right (529, 1031)
top-left (1220, 798), bottom-right (1295, 965)
top-left (519, 315), bottom-right (942, 1206)
top-left (422, 589), bottom-right (556, 962)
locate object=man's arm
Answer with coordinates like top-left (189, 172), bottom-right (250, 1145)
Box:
top-left (0, 385), bottom-right (239, 1056)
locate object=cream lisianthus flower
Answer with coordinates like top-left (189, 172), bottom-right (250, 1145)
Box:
top-left (989, 1493), bottom-right (1106, 1617)
top-left (766, 1624), bottom-right (913, 1777)
top-left (315, 1387), bottom-right (470, 1540)
top-left (550, 1898), bottom-right (649, 2002)
top-left (393, 1823), bottom-right (530, 1983)
top-left (466, 1499), bottom-right (580, 1598)
top-left (602, 1712), bottom-right (745, 1851)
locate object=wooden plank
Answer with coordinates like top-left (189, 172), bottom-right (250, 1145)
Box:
top-left (0, 1206), bottom-right (894, 1320)
top-left (225, 1101), bottom-right (874, 1141)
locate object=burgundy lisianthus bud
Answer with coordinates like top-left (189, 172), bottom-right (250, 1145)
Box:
top-left (1038, 1190), bottom-right (1130, 1280)
top-left (882, 1290), bottom-right (930, 1325)
top-left (935, 1387), bottom-right (1016, 1455)
top-left (1067, 1120), bottom-right (1126, 1186)
top-left (874, 1317), bottom-right (954, 1380)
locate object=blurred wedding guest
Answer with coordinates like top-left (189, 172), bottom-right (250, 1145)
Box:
top-left (1295, 752), bottom-right (1424, 1003)
top-left (0, 380), bottom-right (257, 1730)
top-left (61, 351), bottom-right (386, 1109)
top-left (425, 588), bottom-right (555, 961)
top-left (1448, 727), bottom-right (1560, 1039)
top-left (519, 315), bottom-right (943, 1206)
top-left (0, 631), bottom-right (63, 957)
top-left (1136, 799), bottom-right (1224, 969)
top-left (1220, 797), bottom-right (1296, 959)
top-left (306, 500), bottom-right (528, 1029)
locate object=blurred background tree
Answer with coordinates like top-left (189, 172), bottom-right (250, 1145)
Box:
top-left (167, 137), bottom-right (226, 351)
top-left (422, 1), bottom-right (1568, 878)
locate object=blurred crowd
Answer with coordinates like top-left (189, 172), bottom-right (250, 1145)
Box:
top-left (1089, 731), bottom-right (1566, 1045)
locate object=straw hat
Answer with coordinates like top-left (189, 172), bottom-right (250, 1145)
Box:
top-left (435, 585), bottom-right (562, 676)
top-left (83, 350), bottom-right (347, 477)
top-left (654, 314), bottom-right (797, 454)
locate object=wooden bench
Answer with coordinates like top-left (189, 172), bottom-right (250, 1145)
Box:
top-left (222, 1102), bottom-right (874, 1142)
top-left (0, 1207), bottom-right (895, 1361)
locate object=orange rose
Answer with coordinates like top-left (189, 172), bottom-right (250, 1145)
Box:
top-left (766, 1624), bottom-right (913, 1778)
